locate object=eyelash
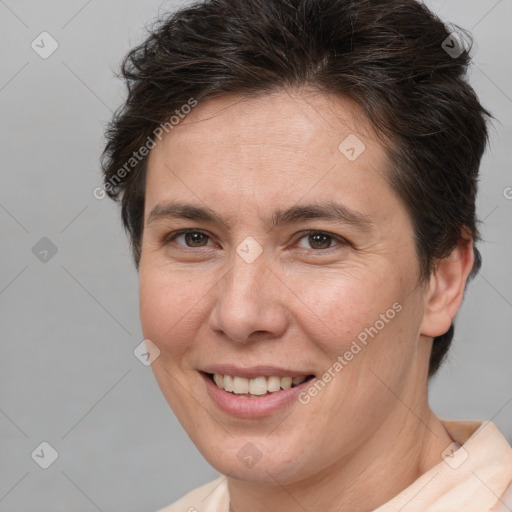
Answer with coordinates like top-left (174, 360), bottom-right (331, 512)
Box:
top-left (164, 229), bottom-right (347, 252)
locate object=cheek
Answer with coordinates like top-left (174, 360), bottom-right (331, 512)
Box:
top-left (287, 266), bottom-right (405, 356)
top-left (288, 264), bottom-right (424, 405)
top-left (138, 262), bottom-right (207, 358)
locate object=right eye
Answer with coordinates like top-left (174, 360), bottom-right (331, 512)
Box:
top-left (166, 229), bottom-right (214, 248)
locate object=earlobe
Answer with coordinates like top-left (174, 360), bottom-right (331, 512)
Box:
top-left (420, 231), bottom-right (475, 338)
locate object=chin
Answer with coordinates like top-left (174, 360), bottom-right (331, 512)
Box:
top-left (194, 434), bottom-right (318, 485)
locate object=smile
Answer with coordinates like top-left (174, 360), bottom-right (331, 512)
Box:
top-left (199, 366), bottom-right (317, 416)
top-left (210, 373), bottom-right (313, 397)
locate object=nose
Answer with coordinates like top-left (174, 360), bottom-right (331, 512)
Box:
top-left (208, 252), bottom-right (289, 345)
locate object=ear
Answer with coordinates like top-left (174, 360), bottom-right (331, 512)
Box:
top-left (420, 229), bottom-right (475, 338)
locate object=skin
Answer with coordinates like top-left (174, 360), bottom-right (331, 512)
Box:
top-left (139, 89), bottom-right (474, 512)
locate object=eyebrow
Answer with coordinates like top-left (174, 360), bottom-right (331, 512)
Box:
top-left (146, 200), bottom-right (373, 231)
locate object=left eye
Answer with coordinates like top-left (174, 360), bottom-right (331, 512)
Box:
top-left (296, 231), bottom-right (344, 250)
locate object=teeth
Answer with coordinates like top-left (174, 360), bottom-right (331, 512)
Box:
top-left (292, 376), bottom-right (307, 386)
top-left (267, 376), bottom-right (281, 392)
top-left (211, 373), bottom-right (309, 396)
top-left (233, 376), bottom-right (249, 394)
top-left (280, 376), bottom-right (292, 390)
top-left (249, 377), bottom-right (267, 395)
top-left (224, 375), bottom-right (234, 392)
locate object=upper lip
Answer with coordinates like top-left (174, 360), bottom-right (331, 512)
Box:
top-left (201, 365), bottom-right (314, 379)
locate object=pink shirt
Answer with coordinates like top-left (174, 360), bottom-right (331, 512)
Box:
top-left (158, 420), bottom-right (512, 512)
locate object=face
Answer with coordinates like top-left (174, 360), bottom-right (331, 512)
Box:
top-left (139, 89), bottom-right (429, 484)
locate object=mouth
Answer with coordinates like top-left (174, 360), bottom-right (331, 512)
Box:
top-left (202, 371), bottom-right (316, 398)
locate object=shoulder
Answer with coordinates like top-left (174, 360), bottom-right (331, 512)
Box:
top-left (156, 476), bottom-right (229, 512)
top-left (489, 479), bottom-right (512, 511)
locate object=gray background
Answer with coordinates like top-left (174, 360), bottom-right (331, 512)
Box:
top-left (1, 0), bottom-right (511, 511)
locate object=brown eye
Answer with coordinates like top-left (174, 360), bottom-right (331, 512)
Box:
top-left (308, 233), bottom-right (332, 249)
top-left (168, 230), bottom-right (212, 248)
top-left (296, 231), bottom-right (345, 251)
top-left (184, 232), bottom-right (209, 247)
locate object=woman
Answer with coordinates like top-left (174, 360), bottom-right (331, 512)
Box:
top-left (101, 0), bottom-right (512, 510)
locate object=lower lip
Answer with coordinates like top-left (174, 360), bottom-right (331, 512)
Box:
top-left (201, 372), bottom-right (314, 418)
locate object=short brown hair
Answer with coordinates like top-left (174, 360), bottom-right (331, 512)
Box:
top-left (101, 0), bottom-right (490, 377)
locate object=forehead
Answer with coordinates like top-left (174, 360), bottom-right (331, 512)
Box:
top-left (167, 90), bottom-right (379, 154)
top-left (144, 89), bottom-right (400, 226)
